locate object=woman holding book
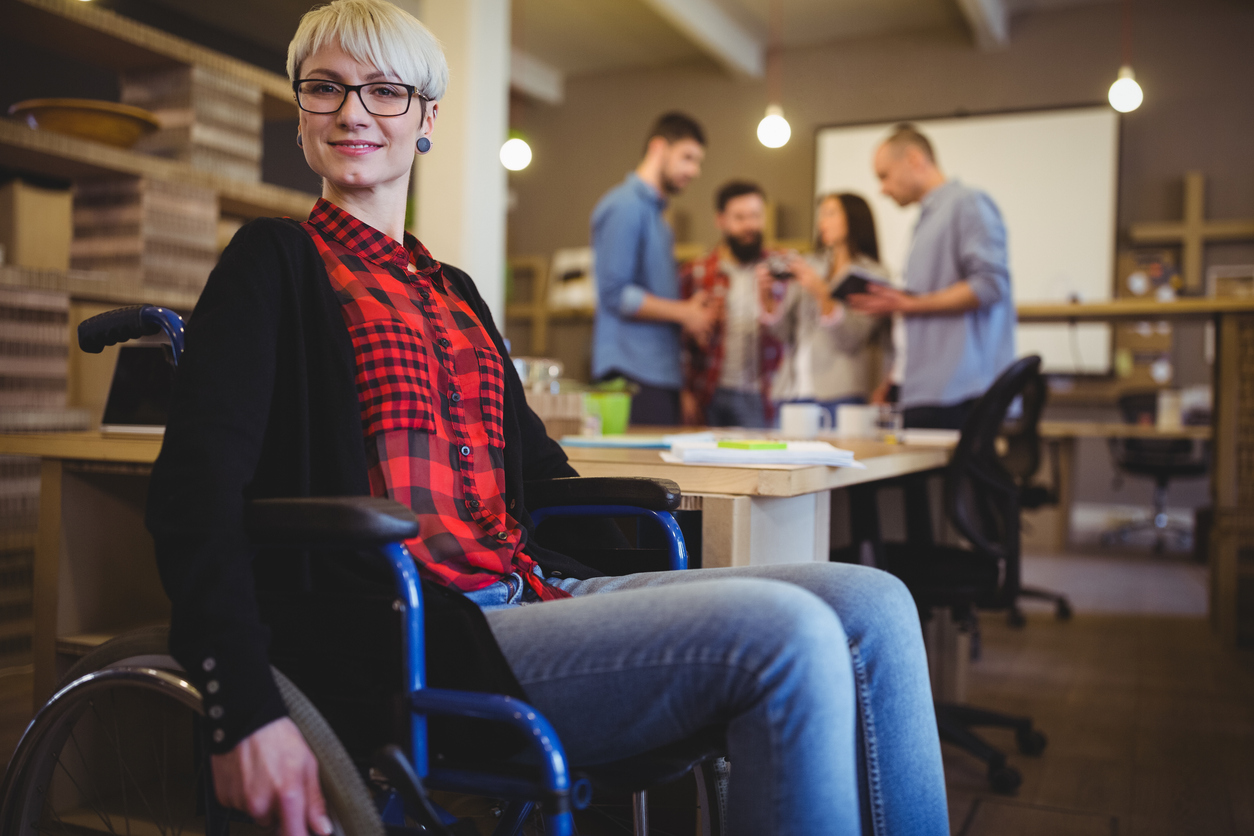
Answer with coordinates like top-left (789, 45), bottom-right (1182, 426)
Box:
top-left (759, 192), bottom-right (891, 424)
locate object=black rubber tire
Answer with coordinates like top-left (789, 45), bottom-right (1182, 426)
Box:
top-left (988, 763), bottom-right (1022, 795)
top-left (694, 757), bottom-right (730, 836)
top-left (58, 627), bottom-right (384, 836)
top-left (1016, 728), bottom-right (1048, 757)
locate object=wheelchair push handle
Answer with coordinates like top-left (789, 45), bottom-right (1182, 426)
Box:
top-left (77, 305), bottom-right (186, 365)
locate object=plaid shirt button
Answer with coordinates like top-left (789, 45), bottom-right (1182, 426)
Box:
top-left (451, 391), bottom-right (461, 402)
top-left (460, 445), bottom-right (471, 456)
top-left (467, 499), bottom-right (480, 509)
top-left (496, 532), bottom-right (508, 541)
top-left (439, 338), bottom-right (451, 348)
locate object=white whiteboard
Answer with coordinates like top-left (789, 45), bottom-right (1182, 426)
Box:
top-left (815, 107), bottom-right (1119, 374)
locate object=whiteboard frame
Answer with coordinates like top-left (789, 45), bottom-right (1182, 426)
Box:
top-left (811, 103), bottom-right (1122, 376)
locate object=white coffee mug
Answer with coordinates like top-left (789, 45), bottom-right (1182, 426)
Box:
top-left (836, 404), bottom-right (880, 439)
top-left (780, 403), bottom-right (832, 439)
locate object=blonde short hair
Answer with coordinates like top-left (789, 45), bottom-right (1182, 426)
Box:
top-left (287, 0), bottom-right (449, 102)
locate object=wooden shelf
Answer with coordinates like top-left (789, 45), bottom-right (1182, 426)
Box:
top-left (0, 119), bottom-right (316, 219)
top-left (0, 264), bottom-right (201, 310)
top-left (3, 0), bottom-right (297, 119)
top-left (1018, 297), bottom-right (1254, 322)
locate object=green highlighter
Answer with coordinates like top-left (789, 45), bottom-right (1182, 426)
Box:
top-left (717, 440), bottom-right (788, 450)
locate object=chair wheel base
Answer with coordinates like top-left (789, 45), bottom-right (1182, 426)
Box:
top-left (1015, 728), bottom-right (1048, 757)
top-left (1056, 600), bottom-right (1073, 621)
top-left (988, 763), bottom-right (1022, 795)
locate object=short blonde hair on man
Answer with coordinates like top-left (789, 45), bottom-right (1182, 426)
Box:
top-left (287, 0), bottom-right (449, 102)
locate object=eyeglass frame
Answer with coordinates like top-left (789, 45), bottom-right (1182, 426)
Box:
top-left (292, 78), bottom-right (431, 118)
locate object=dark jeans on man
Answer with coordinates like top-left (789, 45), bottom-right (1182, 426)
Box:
top-left (614, 376), bottom-right (680, 426)
top-left (902, 398), bottom-right (977, 431)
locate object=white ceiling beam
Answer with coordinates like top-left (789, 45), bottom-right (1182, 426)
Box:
top-left (510, 48), bottom-right (565, 105)
top-left (956, 0), bottom-right (1010, 50)
top-left (639, 0), bottom-right (765, 79)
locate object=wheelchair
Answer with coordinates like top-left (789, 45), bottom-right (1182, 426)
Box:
top-left (0, 305), bottom-right (729, 835)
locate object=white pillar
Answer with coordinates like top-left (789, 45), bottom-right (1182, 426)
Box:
top-left (402, 0), bottom-right (510, 322)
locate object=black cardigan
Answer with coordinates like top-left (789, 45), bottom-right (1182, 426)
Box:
top-left (146, 217), bottom-right (600, 752)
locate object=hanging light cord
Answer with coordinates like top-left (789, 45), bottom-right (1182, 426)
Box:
top-left (1120, 0), bottom-right (1133, 67)
top-left (767, 0), bottom-right (782, 104)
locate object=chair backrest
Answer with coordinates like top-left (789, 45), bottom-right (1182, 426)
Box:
top-left (999, 364), bottom-right (1048, 485)
top-left (1112, 391), bottom-right (1206, 468)
top-left (944, 356), bottom-right (1042, 604)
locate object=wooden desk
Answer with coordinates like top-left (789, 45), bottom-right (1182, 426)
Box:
top-left (5, 431), bottom-right (947, 704)
top-left (0, 433), bottom-right (164, 706)
top-left (1027, 422), bottom-right (1213, 553)
top-left (563, 438), bottom-right (949, 570)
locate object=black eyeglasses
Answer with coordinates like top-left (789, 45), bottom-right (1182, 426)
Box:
top-left (293, 79), bottom-right (430, 117)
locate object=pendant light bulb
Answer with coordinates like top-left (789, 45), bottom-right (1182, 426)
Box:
top-left (500, 136), bottom-right (532, 171)
top-left (757, 105), bottom-right (791, 149)
top-left (1108, 65), bottom-right (1143, 113)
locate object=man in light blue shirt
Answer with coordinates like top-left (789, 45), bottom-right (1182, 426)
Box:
top-left (851, 123), bottom-right (1016, 430)
top-left (591, 112), bottom-right (716, 425)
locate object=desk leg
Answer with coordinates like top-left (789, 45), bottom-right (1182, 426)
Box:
top-left (32, 459), bottom-right (62, 710)
top-left (698, 491), bottom-right (832, 568)
top-left (699, 495), bottom-right (751, 568)
top-left (1055, 438), bottom-right (1075, 552)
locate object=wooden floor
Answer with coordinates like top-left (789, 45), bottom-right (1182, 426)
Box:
top-left (1, 553), bottom-right (1250, 836)
top-left (948, 553), bottom-right (1254, 836)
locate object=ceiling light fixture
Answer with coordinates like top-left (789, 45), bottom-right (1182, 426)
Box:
top-left (1108, 0), bottom-right (1143, 113)
top-left (757, 0), bottom-right (790, 148)
top-left (500, 136), bottom-right (532, 171)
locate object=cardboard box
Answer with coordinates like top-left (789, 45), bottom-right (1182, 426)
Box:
top-left (0, 180), bottom-right (73, 270)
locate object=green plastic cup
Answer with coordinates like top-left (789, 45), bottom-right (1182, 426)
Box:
top-left (584, 391), bottom-right (632, 435)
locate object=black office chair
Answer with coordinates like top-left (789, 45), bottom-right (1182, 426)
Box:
top-left (1102, 392), bottom-right (1209, 553)
top-left (999, 370), bottom-right (1072, 626)
top-left (883, 356), bottom-right (1049, 795)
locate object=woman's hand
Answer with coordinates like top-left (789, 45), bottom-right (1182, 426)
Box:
top-left (788, 254), bottom-right (826, 301)
top-left (211, 717), bottom-right (333, 836)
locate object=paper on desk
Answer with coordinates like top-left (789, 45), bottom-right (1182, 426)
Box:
top-left (896, 428), bottom-right (961, 446)
top-left (661, 440), bottom-right (865, 468)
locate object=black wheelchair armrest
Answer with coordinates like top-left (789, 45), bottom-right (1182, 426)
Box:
top-left (245, 497), bottom-right (418, 548)
top-left (524, 477), bottom-right (681, 512)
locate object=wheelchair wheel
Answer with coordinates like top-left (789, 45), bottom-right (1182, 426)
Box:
top-left (0, 627), bottom-right (384, 836)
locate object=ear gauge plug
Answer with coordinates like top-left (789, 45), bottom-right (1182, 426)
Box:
top-left (417, 136), bottom-right (431, 154)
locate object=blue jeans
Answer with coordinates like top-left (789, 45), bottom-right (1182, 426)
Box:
top-left (705, 388), bottom-right (769, 428)
top-left (466, 563), bottom-right (947, 836)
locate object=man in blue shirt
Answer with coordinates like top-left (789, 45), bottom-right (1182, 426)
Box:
top-left (851, 123), bottom-right (1016, 430)
top-left (591, 112), bottom-right (717, 425)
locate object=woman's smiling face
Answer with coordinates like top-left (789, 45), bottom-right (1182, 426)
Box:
top-left (296, 40), bottom-right (433, 197)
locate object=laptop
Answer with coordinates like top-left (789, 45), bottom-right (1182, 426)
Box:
top-left (99, 337), bottom-right (176, 435)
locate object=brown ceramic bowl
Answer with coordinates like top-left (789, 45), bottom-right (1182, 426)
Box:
top-left (7, 98), bottom-right (160, 148)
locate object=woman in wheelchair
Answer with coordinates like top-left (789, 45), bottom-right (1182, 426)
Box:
top-left (140, 1), bottom-right (948, 833)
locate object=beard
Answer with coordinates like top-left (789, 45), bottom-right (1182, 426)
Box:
top-left (725, 231), bottom-right (764, 264)
top-left (660, 171), bottom-right (685, 195)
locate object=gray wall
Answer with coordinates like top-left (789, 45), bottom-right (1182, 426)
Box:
top-left (505, 0), bottom-right (1253, 516)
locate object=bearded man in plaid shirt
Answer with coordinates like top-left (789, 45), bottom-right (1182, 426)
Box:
top-left (679, 181), bottom-right (783, 428)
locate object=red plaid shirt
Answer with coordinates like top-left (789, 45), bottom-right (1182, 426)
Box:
top-left (303, 199), bottom-right (566, 601)
top-left (680, 248), bottom-right (783, 420)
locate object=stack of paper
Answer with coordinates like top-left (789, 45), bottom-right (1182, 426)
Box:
top-left (662, 441), bottom-right (864, 468)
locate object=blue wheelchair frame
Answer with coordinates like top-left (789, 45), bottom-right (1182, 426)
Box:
top-left (81, 305), bottom-right (692, 835)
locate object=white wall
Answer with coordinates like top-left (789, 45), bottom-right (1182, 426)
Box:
top-left (816, 107), bottom-right (1119, 374)
top-left (406, 0), bottom-right (511, 322)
